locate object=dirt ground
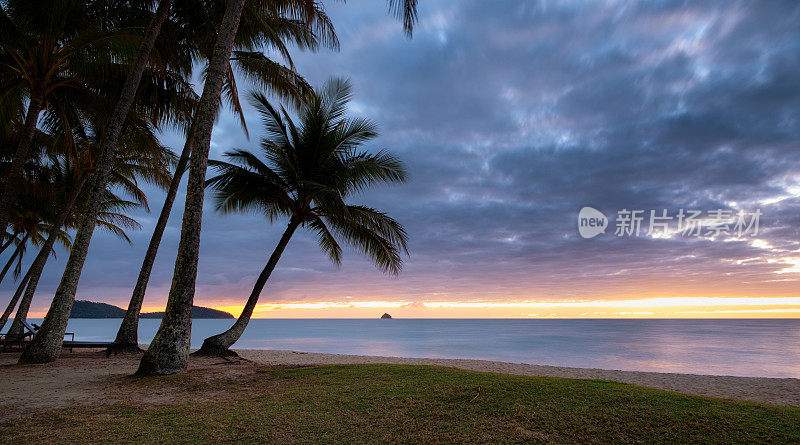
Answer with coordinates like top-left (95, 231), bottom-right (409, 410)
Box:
top-left (0, 350), bottom-right (259, 421)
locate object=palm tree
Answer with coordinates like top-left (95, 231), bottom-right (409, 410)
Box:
top-left (0, 203), bottom-right (71, 287)
top-left (195, 78), bottom-right (408, 356)
top-left (113, 0), bottom-right (336, 353)
top-left (8, 115), bottom-right (174, 337)
top-left (0, 228), bottom-right (69, 333)
top-left (136, 0), bottom-right (248, 376)
top-left (0, 0), bottom-right (143, 236)
top-left (7, 195), bottom-right (145, 335)
top-left (0, 114), bottom-right (64, 267)
top-left (0, 192), bottom-right (72, 333)
top-left (138, 0), bottom-right (418, 375)
top-left (6, 193), bottom-right (143, 336)
top-left (18, 0), bottom-right (193, 364)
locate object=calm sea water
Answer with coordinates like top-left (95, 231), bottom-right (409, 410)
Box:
top-left (39, 318), bottom-right (800, 378)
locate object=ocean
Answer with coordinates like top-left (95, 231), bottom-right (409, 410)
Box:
top-left (43, 318), bottom-right (800, 378)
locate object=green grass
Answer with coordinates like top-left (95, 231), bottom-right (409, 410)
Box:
top-left (2, 364), bottom-right (799, 444)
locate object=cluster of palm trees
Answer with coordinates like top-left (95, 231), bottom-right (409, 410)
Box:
top-left (0, 0), bottom-right (416, 376)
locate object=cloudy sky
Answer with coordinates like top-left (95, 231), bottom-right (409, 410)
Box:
top-left (5, 0), bottom-right (800, 318)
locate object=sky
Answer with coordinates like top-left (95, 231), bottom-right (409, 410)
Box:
top-left (4, 0), bottom-right (800, 318)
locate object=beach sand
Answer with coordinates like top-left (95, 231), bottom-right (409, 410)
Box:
top-left (0, 348), bottom-right (797, 420)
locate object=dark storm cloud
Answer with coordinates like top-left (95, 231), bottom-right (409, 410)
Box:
top-left (4, 0), bottom-right (800, 313)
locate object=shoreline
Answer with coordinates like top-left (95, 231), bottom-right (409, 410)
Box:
top-left (239, 349), bottom-right (800, 406)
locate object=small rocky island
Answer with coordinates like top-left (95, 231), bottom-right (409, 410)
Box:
top-left (381, 313), bottom-right (392, 319)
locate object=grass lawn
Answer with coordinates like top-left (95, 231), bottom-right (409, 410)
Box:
top-left (2, 364), bottom-right (798, 443)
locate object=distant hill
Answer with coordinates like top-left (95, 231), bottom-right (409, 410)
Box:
top-left (141, 306), bottom-right (234, 319)
top-left (70, 300), bottom-right (126, 318)
top-left (70, 300), bottom-right (234, 319)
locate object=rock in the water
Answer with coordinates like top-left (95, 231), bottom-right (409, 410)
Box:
top-left (381, 313), bottom-right (392, 319)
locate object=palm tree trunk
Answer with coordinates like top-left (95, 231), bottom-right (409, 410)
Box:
top-left (8, 175), bottom-right (87, 339)
top-left (0, 93), bottom-right (44, 236)
top-left (0, 232), bottom-right (30, 285)
top-left (8, 260), bottom-right (48, 338)
top-left (0, 268), bottom-right (32, 333)
top-left (17, 3), bottom-right (172, 365)
top-left (112, 141), bottom-right (191, 352)
top-left (7, 260), bottom-right (46, 337)
top-left (195, 217), bottom-right (299, 356)
top-left (137, 0), bottom-right (247, 376)
top-left (1, 231), bottom-right (20, 254)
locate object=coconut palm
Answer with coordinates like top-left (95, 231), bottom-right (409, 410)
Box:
top-left (17, 0), bottom-right (200, 364)
top-left (0, 0), bottom-right (146, 236)
top-left (2, 101), bottom-right (174, 335)
top-left (7, 194), bottom-right (144, 330)
top-left (11, 149), bottom-right (172, 331)
top-left (6, 192), bottom-right (143, 337)
top-left (195, 78), bottom-right (408, 356)
top-left (136, 0), bottom-right (248, 376)
top-left (113, 0), bottom-right (336, 353)
top-left (0, 195), bottom-right (72, 286)
top-left (0, 149), bottom-right (75, 285)
top-left (0, 112), bottom-right (62, 258)
top-left (0, 119), bottom-right (75, 286)
top-left (138, 0), bottom-right (417, 375)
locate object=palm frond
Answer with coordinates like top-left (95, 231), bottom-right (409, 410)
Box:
top-left (212, 77), bottom-right (408, 276)
top-left (306, 214), bottom-right (342, 266)
top-left (320, 77), bottom-right (352, 123)
top-left (324, 212), bottom-right (404, 275)
top-left (387, 0), bottom-right (418, 36)
top-left (339, 205), bottom-right (409, 254)
top-left (206, 158), bottom-right (294, 220)
top-left (234, 51), bottom-right (312, 104)
top-left (336, 150), bottom-right (406, 194)
top-left (223, 61), bottom-right (249, 137)
top-left (250, 90), bottom-right (293, 147)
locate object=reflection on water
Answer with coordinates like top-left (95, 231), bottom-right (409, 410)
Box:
top-left (51, 318), bottom-right (800, 378)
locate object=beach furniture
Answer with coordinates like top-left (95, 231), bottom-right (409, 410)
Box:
top-left (0, 320), bottom-right (75, 351)
top-left (0, 320), bottom-right (114, 352)
top-left (0, 320), bottom-right (61, 350)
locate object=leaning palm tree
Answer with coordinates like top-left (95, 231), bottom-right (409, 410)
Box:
top-left (1, 87), bottom-right (173, 328)
top-left (138, 0), bottom-right (418, 375)
top-left (7, 116), bottom-right (174, 333)
top-left (113, 0), bottom-right (336, 353)
top-left (136, 0), bottom-right (249, 375)
top-left (0, 0), bottom-right (144, 236)
top-left (17, 0), bottom-right (193, 364)
top-left (0, 169), bottom-right (74, 333)
top-left (195, 78), bottom-right (408, 356)
top-left (7, 193), bottom-right (144, 336)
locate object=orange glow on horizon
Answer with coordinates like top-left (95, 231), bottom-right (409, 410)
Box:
top-left (24, 297), bottom-right (800, 319)
top-left (206, 296), bottom-right (800, 319)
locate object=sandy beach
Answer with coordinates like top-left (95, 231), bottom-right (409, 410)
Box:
top-left (0, 348), bottom-right (798, 419)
